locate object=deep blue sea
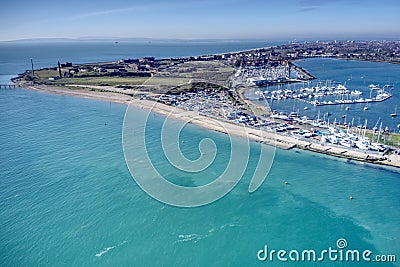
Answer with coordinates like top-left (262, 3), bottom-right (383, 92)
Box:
top-left (0, 42), bottom-right (399, 266)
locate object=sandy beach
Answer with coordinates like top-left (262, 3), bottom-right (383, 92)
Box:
top-left (22, 83), bottom-right (133, 104)
top-left (14, 82), bottom-right (400, 169)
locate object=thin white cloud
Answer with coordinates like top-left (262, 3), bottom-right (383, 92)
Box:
top-left (297, 0), bottom-right (361, 12)
top-left (68, 0), bottom-right (225, 20)
top-left (70, 7), bottom-right (137, 20)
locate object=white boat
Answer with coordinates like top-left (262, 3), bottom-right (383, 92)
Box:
top-left (304, 132), bottom-right (315, 138)
top-left (369, 143), bottom-right (386, 152)
top-left (350, 90), bottom-right (362, 96)
top-left (340, 138), bottom-right (353, 148)
top-left (355, 139), bottom-right (369, 150)
top-left (391, 105), bottom-right (397, 117)
top-left (369, 84), bottom-right (380, 90)
top-left (328, 135), bottom-right (340, 144)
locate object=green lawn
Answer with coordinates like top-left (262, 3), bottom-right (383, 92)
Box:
top-left (49, 76), bottom-right (150, 86)
top-left (34, 68), bottom-right (150, 86)
top-left (365, 132), bottom-right (400, 147)
top-left (144, 77), bottom-right (190, 86)
top-left (35, 69), bottom-right (59, 79)
top-left (32, 59), bottom-right (234, 90)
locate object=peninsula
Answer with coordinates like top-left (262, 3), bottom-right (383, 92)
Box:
top-left (12, 40), bottom-right (400, 168)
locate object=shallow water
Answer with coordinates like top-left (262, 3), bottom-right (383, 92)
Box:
top-left (0, 42), bottom-right (399, 266)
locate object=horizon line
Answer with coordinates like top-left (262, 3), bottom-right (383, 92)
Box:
top-left (1, 36), bottom-right (400, 43)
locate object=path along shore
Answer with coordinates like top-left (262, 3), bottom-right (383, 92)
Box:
top-left (12, 82), bottom-right (400, 169)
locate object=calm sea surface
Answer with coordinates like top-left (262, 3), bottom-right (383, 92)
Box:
top-left (0, 42), bottom-right (399, 266)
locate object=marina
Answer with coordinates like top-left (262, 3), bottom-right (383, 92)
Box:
top-left (268, 111), bottom-right (397, 154)
top-left (245, 58), bottom-right (400, 140)
top-left (155, 86), bottom-right (399, 157)
top-left (256, 82), bottom-right (392, 106)
top-left (233, 61), bottom-right (315, 87)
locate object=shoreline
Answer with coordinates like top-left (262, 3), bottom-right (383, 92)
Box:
top-left (13, 82), bottom-right (400, 169)
top-left (21, 83), bottom-right (133, 105)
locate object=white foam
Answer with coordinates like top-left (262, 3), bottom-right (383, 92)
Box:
top-left (175, 233), bottom-right (208, 244)
top-left (95, 246), bottom-right (115, 257)
top-left (95, 240), bottom-right (128, 257)
top-left (175, 223), bottom-right (241, 244)
top-left (220, 222), bottom-right (241, 229)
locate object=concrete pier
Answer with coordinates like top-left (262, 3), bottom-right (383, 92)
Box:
top-left (0, 84), bottom-right (16, 88)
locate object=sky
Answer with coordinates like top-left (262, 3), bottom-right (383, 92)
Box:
top-left (0, 0), bottom-right (399, 41)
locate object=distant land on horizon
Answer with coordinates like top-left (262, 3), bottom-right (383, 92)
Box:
top-left (1, 36), bottom-right (399, 44)
top-left (0, 37), bottom-right (277, 44)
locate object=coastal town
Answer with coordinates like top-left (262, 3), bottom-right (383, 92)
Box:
top-left (12, 40), bottom-right (400, 167)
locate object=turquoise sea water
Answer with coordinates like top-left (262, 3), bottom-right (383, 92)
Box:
top-left (1, 42), bottom-right (399, 266)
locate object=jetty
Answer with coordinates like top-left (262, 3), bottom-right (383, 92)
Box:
top-left (0, 84), bottom-right (16, 88)
top-left (311, 93), bottom-right (392, 106)
top-left (260, 83), bottom-right (392, 107)
top-left (290, 63), bottom-right (316, 80)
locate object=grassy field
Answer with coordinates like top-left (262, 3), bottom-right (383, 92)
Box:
top-left (143, 76), bottom-right (190, 86)
top-left (52, 76), bottom-right (149, 86)
top-left (35, 69), bottom-right (59, 79)
top-left (365, 132), bottom-right (400, 148)
top-left (164, 61), bottom-right (234, 85)
top-left (33, 68), bottom-right (150, 86)
top-left (31, 60), bottom-right (234, 91)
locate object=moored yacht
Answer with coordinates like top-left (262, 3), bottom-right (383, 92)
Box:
top-left (390, 105), bottom-right (397, 117)
top-left (355, 139), bottom-right (370, 150)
